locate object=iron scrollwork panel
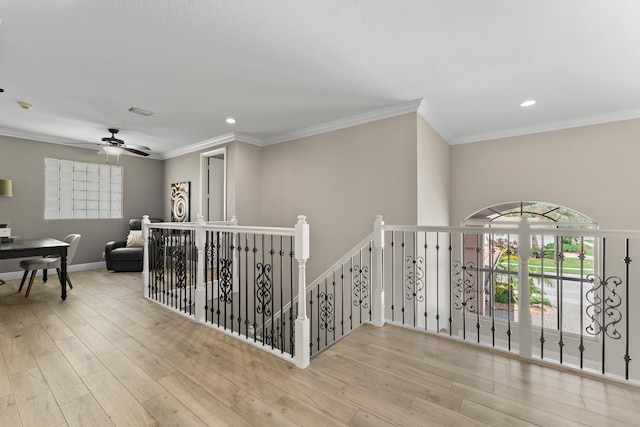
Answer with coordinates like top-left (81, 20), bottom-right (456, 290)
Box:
top-left (351, 265), bottom-right (369, 308)
top-left (585, 274), bottom-right (622, 340)
top-left (256, 262), bottom-right (272, 316)
top-left (405, 255), bottom-right (425, 302)
top-left (318, 291), bottom-right (335, 332)
top-left (152, 230), bottom-right (165, 289)
top-left (453, 261), bottom-right (477, 313)
top-left (205, 239), bottom-right (217, 267)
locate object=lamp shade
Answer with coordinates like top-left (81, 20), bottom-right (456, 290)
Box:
top-left (0, 179), bottom-right (12, 197)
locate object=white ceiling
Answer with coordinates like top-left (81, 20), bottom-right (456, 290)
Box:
top-left (1, 1), bottom-right (640, 158)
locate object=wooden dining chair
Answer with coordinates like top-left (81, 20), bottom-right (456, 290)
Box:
top-left (18, 234), bottom-right (81, 297)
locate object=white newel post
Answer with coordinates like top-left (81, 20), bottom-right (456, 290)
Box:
top-left (518, 217), bottom-right (532, 359)
top-left (372, 215), bottom-right (386, 327)
top-left (232, 217), bottom-right (239, 294)
top-left (294, 215), bottom-right (310, 369)
top-left (142, 215), bottom-right (150, 298)
top-left (195, 214), bottom-right (206, 322)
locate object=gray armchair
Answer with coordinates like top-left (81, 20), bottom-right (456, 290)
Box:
top-left (105, 218), bottom-right (163, 272)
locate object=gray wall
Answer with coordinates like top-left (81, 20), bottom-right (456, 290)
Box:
top-left (233, 142), bottom-right (263, 225)
top-left (0, 135), bottom-right (164, 272)
top-left (260, 113), bottom-right (419, 281)
top-left (163, 117), bottom-right (422, 282)
top-left (163, 141), bottom-right (263, 224)
top-left (163, 146), bottom-right (203, 222)
top-left (417, 114), bottom-right (450, 226)
top-left (450, 118), bottom-right (640, 228)
top-left (1, 114), bottom-right (447, 282)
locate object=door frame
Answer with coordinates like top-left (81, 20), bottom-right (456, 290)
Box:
top-left (199, 147), bottom-right (227, 221)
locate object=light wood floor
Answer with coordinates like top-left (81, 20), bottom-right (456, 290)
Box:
top-left (0, 269), bottom-right (638, 426)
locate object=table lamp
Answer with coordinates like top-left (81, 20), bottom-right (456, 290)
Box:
top-left (0, 179), bottom-right (11, 284)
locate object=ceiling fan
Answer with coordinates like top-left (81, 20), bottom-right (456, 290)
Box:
top-left (99, 128), bottom-right (150, 157)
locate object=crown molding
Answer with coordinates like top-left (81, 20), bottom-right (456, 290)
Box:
top-left (160, 132), bottom-right (264, 159)
top-left (261, 99), bottom-right (424, 146)
top-left (160, 100), bottom-right (429, 157)
top-left (0, 126), bottom-right (91, 147)
top-left (451, 107), bottom-right (640, 145)
top-left (6, 100), bottom-right (640, 157)
top-left (1, 99), bottom-right (437, 160)
top-left (0, 126), bottom-right (164, 159)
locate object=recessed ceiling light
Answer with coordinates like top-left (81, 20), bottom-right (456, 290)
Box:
top-left (520, 100), bottom-right (536, 107)
top-left (225, 117), bottom-right (237, 124)
top-left (18, 101), bottom-right (33, 110)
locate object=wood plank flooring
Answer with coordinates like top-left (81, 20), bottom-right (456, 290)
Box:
top-left (0, 269), bottom-right (638, 426)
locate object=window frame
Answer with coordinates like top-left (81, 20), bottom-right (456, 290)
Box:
top-left (44, 158), bottom-right (123, 220)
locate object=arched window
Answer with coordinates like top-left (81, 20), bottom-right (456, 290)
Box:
top-left (462, 201), bottom-right (597, 335)
top-left (463, 201), bottom-right (596, 226)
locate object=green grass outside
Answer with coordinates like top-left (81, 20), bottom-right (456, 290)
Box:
top-left (498, 256), bottom-right (594, 275)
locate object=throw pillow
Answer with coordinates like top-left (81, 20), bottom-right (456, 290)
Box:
top-left (126, 230), bottom-right (145, 247)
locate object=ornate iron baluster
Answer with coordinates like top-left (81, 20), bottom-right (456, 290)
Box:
top-left (256, 262), bottom-right (272, 316)
top-left (172, 245), bottom-right (186, 289)
top-left (218, 257), bottom-right (233, 304)
top-left (453, 260), bottom-right (476, 341)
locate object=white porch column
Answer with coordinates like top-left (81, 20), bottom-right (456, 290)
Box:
top-left (372, 215), bottom-right (385, 327)
top-left (294, 215), bottom-right (310, 369)
top-left (518, 217), bottom-right (532, 359)
top-left (142, 215), bottom-right (150, 298)
top-left (195, 214), bottom-right (206, 322)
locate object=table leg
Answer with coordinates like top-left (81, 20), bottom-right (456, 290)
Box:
top-left (60, 249), bottom-right (67, 301)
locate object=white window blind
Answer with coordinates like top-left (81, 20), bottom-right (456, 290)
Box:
top-left (45, 158), bottom-right (122, 219)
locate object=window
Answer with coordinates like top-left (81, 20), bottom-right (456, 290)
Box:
top-left (464, 202), bottom-right (597, 334)
top-left (45, 158), bottom-right (122, 219)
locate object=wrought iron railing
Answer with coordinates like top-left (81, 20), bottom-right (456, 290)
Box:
top-left (142, 212), bottom-right (640, 381)
top-left (147, 223), bottom-right (198, 315)
top-left (258, 230), bottom-right (378, 358)
top-left (306, 233), bottom-right (375, 356)
top-left (383, 219), bottom-right (640, 384)
top-left (142, 215), bottom-right (311, 368)
top-left (202, 228), bottom-right (296, 355)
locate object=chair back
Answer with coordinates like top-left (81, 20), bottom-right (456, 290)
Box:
top-left (63, 234), bottom-right (81, 264)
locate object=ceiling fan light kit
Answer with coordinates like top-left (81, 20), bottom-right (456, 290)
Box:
top-left (99, 128), bottom-right (150, 157)
top-left (102, 146), bottom-right (124, 155)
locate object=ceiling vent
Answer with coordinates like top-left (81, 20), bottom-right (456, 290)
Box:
top-left (127, 106), bottom-right (154, 117)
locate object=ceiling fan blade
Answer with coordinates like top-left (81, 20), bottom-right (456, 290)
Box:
top-left (121, 147), bottom-right (150, 157)
top-left (101, 138), bottom-right (124, 144)
top-left (123, 144), bottom-right (151, 151)
top-left (71, 143), bottom-right (105, 150)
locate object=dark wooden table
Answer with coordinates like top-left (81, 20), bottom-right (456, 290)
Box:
top-left (0, 238), bottom-right (69, 300)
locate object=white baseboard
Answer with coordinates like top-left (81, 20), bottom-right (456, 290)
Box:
top-left (0, 261), bottom-right (105, 280)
